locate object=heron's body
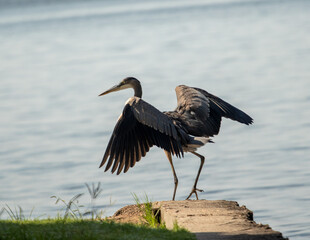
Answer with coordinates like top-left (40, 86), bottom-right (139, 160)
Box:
top-left (99, 77), bottom-right (253, 200)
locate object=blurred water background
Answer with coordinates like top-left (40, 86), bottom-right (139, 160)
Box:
top-left (1, 0), bottom-right (310, 239)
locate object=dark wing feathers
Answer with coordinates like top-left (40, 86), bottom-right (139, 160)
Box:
top-left (132, 99), bottom-right (179, 139)
top-left (99, 97), bottom-right (183, 174)
top-left (195, 88), bottom-right (253, 125)
top-left (175, 85), bottom-right (253, 137)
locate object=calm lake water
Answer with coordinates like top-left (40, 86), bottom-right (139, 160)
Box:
top-left (1, 0), bottom-right (310, 239)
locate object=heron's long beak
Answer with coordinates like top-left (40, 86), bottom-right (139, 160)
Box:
top-left (98, 84), bottom-right (121, 96)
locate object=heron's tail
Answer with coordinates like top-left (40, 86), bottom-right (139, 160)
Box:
top-left (183, 136), bottom-right (213, 152)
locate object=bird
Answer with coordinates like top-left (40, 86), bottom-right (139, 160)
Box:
top-left (98, 77), bottom-right (253, 200)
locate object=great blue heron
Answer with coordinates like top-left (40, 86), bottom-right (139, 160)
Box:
top-left (99, 77), bottom-right (253, 200)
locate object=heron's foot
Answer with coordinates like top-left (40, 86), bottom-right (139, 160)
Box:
top-left (186, 187), bottom-right (204, 200)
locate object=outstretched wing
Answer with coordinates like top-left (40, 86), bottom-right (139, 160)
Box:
top-left (99, 97), bottom-right (184, 175)
top-left (175, 85), bottom-right (253, 137)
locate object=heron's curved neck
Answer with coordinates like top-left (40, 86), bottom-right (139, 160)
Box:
top-left (132, 80), bottom-right (142, 98)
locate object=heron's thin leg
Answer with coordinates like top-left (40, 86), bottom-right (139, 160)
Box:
top-left (186, 151), bottom-right (205, 200)
top-left (164, 150), bottom-right (178, 201)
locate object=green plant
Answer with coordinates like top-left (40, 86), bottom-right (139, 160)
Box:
top-left (0, 204), bottom-right (34, 221)
top-left (173, 220), bottom-right (181, 231)
top-left (84, 182), bottom-right (105, 219)
top-left (132, 193), bottom-right (164, 229)
top-left (51, 182), bottom-right (112, 220)
top-left (51, 193), bottom-right (84, 220)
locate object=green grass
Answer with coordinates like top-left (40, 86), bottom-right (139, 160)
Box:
top-left (0, 219), bottom-right (196, 240)
top-left (0, 183), bottom-right (196, 240)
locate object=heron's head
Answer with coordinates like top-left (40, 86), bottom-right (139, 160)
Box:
top-left (99, 77), bottom-right (141, 96)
